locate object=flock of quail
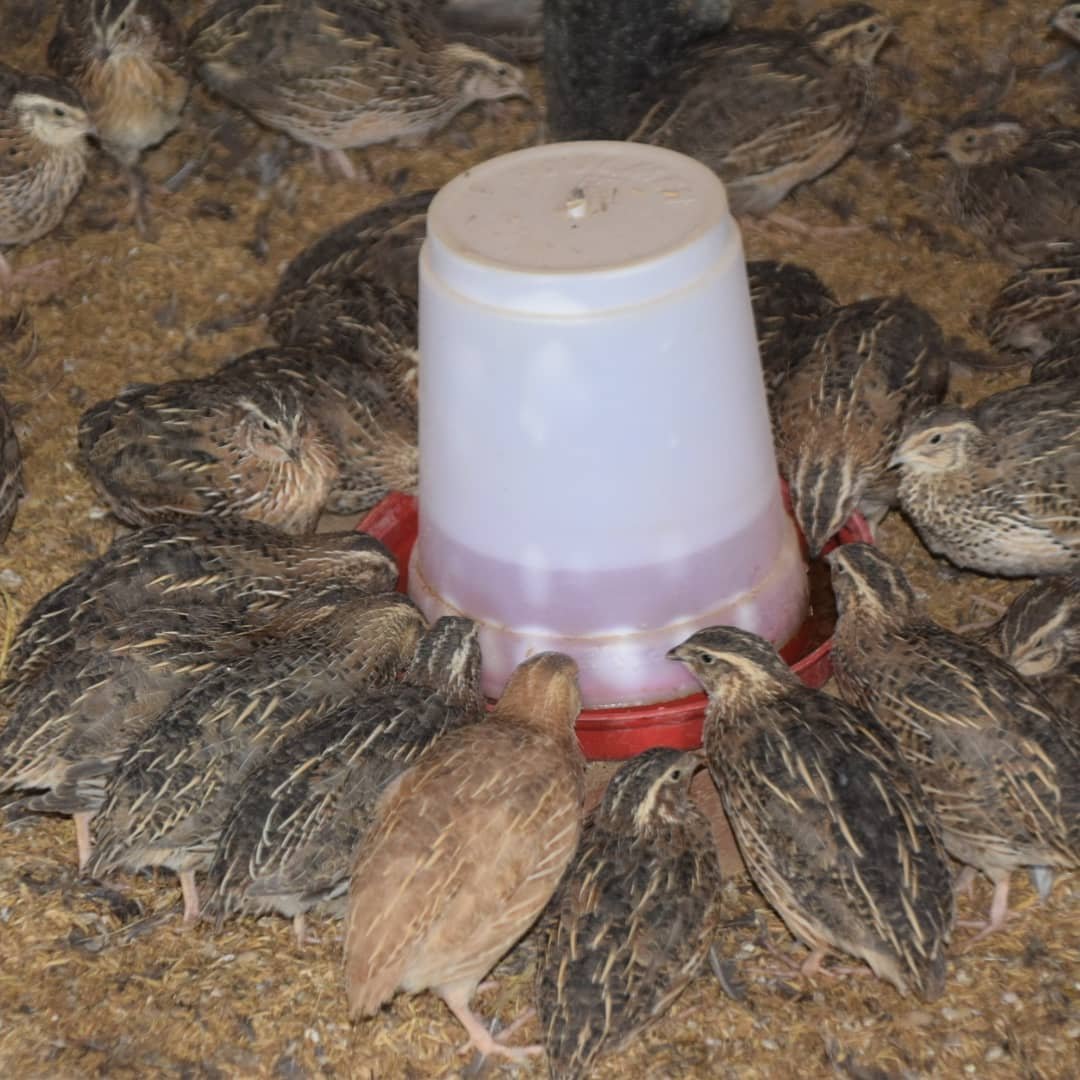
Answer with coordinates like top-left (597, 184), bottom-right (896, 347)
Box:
top-left (0, 0), bottom-right (1079, 1076)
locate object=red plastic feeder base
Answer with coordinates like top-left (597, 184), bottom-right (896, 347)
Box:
top-left (357, 490), bottom-right (873, 760)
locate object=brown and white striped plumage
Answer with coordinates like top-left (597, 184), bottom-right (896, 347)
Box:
top-left (537, 748), bottom-right (723, 1080)
top-left (774, 295), bottom-right (948, 555)
top-left (828, 543), bottom-right (1080, 934)
top-left (0, 389), bottom-right (23, 543)
top-left (892, 380), bottom-right (1080, 576)
top-left (345, 651), bottom-right (585, 1062)
top-left (670, 625), bottom-right (953, 998)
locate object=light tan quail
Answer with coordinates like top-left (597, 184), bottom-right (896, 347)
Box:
top-left (892, 379), bottom-right (1080, 576)
top-left (206, 615), bottom-right (482, 943)
top-left (774, 295), bottom-right (948, 555)
top-left (0, 62), bottom-right (93, 288)
top-left (0, 389), bottom-right (23, 544)
top-left (86, 591), bottom-right (425, 921)
top-left (188, 0), bottom-right (528, 179)
top-left (670, 626), bottom-right (954, 997)
top-left (78, 374), bottom-right (340, 534)
top-left (634, 4), bottom-right (892, 219)
top-left (48, 0), bottom-right (189, 233)
top-left (828, 543), bottom-right (1080, 935)
top-left (344, 651), bottom-right (585, 1062)
top-left (537, 748), bottom-right (724, 1080)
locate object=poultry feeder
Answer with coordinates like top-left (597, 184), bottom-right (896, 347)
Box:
top-left (368, 140), bottom-right (871, 758)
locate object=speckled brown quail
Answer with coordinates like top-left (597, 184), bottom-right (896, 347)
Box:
top-left (828, 543), bottom-right (1080, 934)
top-left (634, 4), bottom-right (892, 218)
top-left (48, 0), bottom-right (189, 233)
top-left (537, 748), bottom-right (724, 1080)
top-left (0, 62), bottom-right (92, 287)
top-left (345, 651), bottom-right (585, 1062)
top-left (219, 346), bottom-right (417, 514)
top-left (0, 389), bottom-right (23, 544)
top-left (773, 295), bottom-right (948, 556)
top-left (941, 115), bottom-right (1080, 265)
top-left (78, 374), bottom-right (340, 534)
top-left (670, 626), bottom-right (953, 997)
top-left (892, 379), bottom-right (1080, 576)
top-left (206, 616), bottom-right (482, 943)
top-left (87, 591), bottom-right (425, 921)
top-left (188, 0), bottom-right (528, 179)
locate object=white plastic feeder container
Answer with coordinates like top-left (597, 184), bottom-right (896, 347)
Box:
top-left (409, 141), bottom-right (807, 707)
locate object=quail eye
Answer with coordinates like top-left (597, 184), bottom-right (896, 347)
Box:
top-left (865, 22), bottom-right (878, 33)
top-left (53, 107), bottom-right (65, 117)
top-left (698, 652), bottom-right (715, 665)
top-left (928, 432), bottom-right (943, 445)
top-left (670, 769), bottom-right (683, 780)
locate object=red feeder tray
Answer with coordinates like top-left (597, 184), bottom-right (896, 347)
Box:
top-left (357, 490), bottom-right (873, 760)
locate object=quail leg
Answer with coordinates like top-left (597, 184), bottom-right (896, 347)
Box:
top-left (74, 811), bottom-right (93, 873)
top-left (179, 869), bottom-right (201, 924)
top-left (959, 876), bottom-right (1013, 941)
top-left (440, 983), bottom-right (542, 1062)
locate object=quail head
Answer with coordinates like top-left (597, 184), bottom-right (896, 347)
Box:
top-left (206, 616), bottom-right (483, 944)
top-left (537, 747), bottom-right (724, 1080)
top-left (773, 295), bottom-right (948, 556)
top-left (670, 625), bottom-right (954, 997)
top-left (189, 0), bottom-right (528, 179)
top-left (0, 63), bottom-right (92, 287)
top-left (1052, 3), bottom-right (1080, 47)
top-left (0, 389), bottom-right (23, 544)
top-left (635, 4), bottom-right (892, 218)
top-left (828, 543), bottom-right (1080, 935)
top-left (78, 374), bottom-right (340, 534)
top-left (86, 591), bottom-right (425, 922)
top-left (892, 379), bottom-right (1080, 577)
top-left (344, 651), bottom-right (585, 1062)
top-left (48, 0), bottom-right (189, 232)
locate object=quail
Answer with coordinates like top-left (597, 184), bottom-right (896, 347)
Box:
top-left (206, 616), bottom-right (483, 944)
top-left (634, 4), bottom-right (892, 219)
top-left (537, 748), bottom-right (724, 1080)
top-left (344, 651), bottom-right (585, 1062)
top-left (188, 0), bottom-right (529, 179)
top-left (670, 626), bottom-right (953, 997)
top-left (773, 295), bottom-right (948, 556)
top-left (941, 115), bottom-right (1080, 265)
top-left (0, 63), bottom-right (93, 288)
top-left (891, 379), bottom-right (1080, 577)
top-left (79, 374), bottom-right (340, 534)
top-left (48, 0), bottom-right (189, 233)
top-left (86, 591), bottom-right (425, 921)
top-left (0, 389), bottom-right (23, 544)
top-left (1052, 4), bottom-right (1080, 50)
top-left (828, 543), bottom-right (1080, 934)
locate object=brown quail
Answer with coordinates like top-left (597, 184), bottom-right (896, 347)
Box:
top-left (188, 0), bottom-right (528, 179)
top-left (48, 0), bottom-right (189, 233)
top-left (537, 748), bottom-right (724, 1080)
top-left (670, 625), bottom-right (954, 997)
top-left (0, 62), bottom-right (92, 288)
top-left (828, 543), bottom-right (1080, 935)
top-left (344, 651), bottom-right (585, 1062)
top-left (0, 389), bottom-right (23, 544)
top-left (87, 591), bottom-right (425, 921)
top-left (206, 615), bottom-right (482, 944)
top-left (78, 374), bottom-right (340, 534)
top-left (892, 379), bottom-right (1080, 576)
top-left (634, 4), bottom-right (892, 219)
top-left (774, 295), bottom-right (948, 556)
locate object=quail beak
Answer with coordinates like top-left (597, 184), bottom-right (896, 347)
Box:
top-left (666, 644), bottom-right (688, 664)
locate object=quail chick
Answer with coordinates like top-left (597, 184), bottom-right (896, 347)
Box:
top-left (828, 543), bottom-right (1080, 934)
top-left (345, 651), bottom-right (585, 1062)
top-left (220, 346), bottom-right (417, 514)
top-left (670, 626), bottom-right (953, 997)
top-left (79, 374), bottom-right (339, 534)
top-left (189, 0), bottom-right (528, 180)
top-left (892, 379), bottom-right (1080, 576)
top-left (537, 748), bottom-right (724, 1080)
top-left (941, 115), bottom-right (1080, 266)
top-left (0, 390), bottom-right (23, 544)
top-left (48, 0), bottom-right (189, 234)
top-left (0, 63), bottom-right (93, 288)
top-left (87, 591), bottom-right (424, 921)
top-left (206, 615), bottom-right (482, 943)
top-left (774, 295), bottom-right (948, 555)
top-left (634, 4), bottom-right (892, 219)
top-left (747, 260), bottom-right (838, 400)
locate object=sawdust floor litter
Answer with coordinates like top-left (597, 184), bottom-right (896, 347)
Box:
top-left (0, 1), bottom-right (1078, 1077)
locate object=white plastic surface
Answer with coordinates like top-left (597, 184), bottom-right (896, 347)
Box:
top-left (411, 141), bottom-right (806, 707)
